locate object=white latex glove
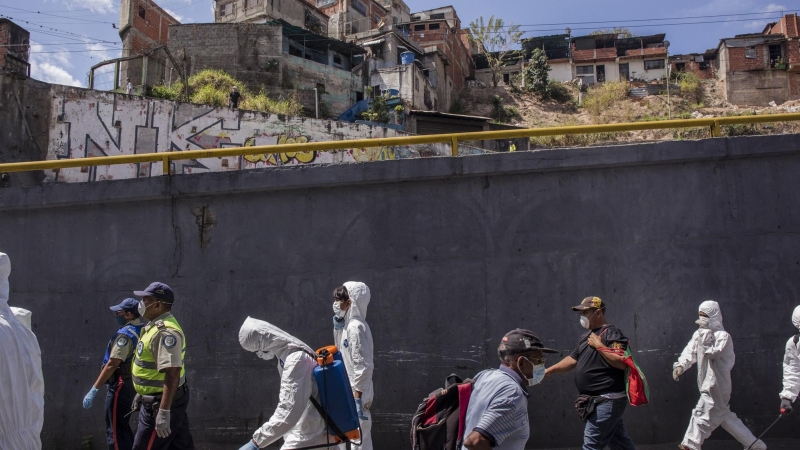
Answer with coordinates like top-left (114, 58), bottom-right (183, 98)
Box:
top-left (156, 409), bottom-right (171, 438)
top-left (672, 366), bottom-right (684, 381)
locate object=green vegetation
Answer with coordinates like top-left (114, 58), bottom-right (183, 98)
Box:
top-left (468, 15), bottom-right (524, 87)
top-left (361, 88), bottom-right (391, 123)
top-left (449, 98), bottom-right (467, 115)
top-left (522, 48), bottom-right (551, 98)
top-left (582, 81), bottom-right (629, 119)
top-left (589, 27), bottom-right (634, 38)
top-left (546, 81), bottom-right (573, 103)
top-left (677, 72), bottom-right (704, 105)
top-left (148, 69), bottom-right (304, 116)
top-left (490, 95), bottom-right (521, 123)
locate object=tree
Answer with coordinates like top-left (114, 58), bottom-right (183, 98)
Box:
top-left (589, 27), bottom-right (634, 38)
top-left (523, 48), bottom-right (550, 97)
top-left (468, 15), bottom-right (524, 87)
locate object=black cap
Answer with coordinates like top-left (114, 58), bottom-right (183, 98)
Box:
top-left (498, 329), bottom-right (558, 356)
top-left (134, 282), bottom-right (174, 303)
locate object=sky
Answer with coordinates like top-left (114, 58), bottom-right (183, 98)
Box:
top-left (1, 0), bottom-right (797, 88)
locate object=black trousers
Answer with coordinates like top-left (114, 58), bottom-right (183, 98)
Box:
top-left (105, 374), bottom-right (136, 450)
top-left (132, 387), bottom-right (194, 450)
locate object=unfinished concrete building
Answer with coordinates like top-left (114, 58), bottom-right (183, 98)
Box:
top-left (118, 0), bottom-right (180, 89)
top-left (214, 0), bottom-right (330, 35)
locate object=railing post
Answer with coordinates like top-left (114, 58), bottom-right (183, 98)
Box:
top-left (451, 136), bottom-right (458, 157)
top-left (710, 121), bottom-right (721, 138)
top-left (162, 155), bottom-right (170, 175)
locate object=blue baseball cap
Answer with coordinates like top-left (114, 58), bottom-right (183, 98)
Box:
top-left (110, 298), bottom-right (140, 314)
top-left (134, 282), bottom-right (175, 303)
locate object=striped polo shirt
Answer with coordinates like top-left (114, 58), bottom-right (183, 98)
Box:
top-left (461, 365), bottom-right (530, 450)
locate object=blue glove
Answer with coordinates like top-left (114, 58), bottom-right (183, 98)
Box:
top-left (333, 315), bottom-right (345, 330)
top-left (355, 397), bottom-right (369, 421)
top-left (83, 386), bottom-right (99, 409)
top-left (239, 440), bottom-right (259, 450)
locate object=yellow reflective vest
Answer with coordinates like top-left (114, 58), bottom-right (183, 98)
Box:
top-left (132, 314), bottom-right (186, 395)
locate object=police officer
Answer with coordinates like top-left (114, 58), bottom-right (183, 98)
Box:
top-left (131, 282), bottom-right (195, 450)
top-left (82, 298), bottom-right (144, 450)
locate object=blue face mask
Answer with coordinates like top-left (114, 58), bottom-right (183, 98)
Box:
top-left (115, 315), bottom-right (128, 326)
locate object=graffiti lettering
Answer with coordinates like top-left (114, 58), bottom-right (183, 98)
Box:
top-left (351, 147), bottom-right (396, 162)
top-left (277, 135), bottom-right (316, 164)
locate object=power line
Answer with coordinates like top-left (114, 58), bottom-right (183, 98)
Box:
top-left (0, 4), bottom-right (116, 24)
top-left (0, 14), bottom-right (119, 44)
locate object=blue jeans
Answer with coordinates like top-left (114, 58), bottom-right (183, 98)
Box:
top-left (583, 397), bottom-right (636, 450)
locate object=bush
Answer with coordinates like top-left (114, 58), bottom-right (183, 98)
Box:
top-left (678, 72), bottom-right (703, 105)
top-left (522, 48), bottom-right (551, 98)
top-left (449, 99), bottom-right (466, 115)
top-left (546, 81), bottom-right (573, 103)
top-left (582, 81), bottom-right (629, 117)
top-left (490, 95), bottom-right (521, 123)
top-left (150, 83), bottom-right (181, 101)
top-left (242, 92), bottom-right (304, 116)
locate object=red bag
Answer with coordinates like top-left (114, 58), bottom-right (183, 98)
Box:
top-left (598, 344), bottom-right (650, 406)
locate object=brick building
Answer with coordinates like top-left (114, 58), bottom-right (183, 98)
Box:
top-left (716, 13), bottom-right (800, 105)
top-left (670, 49), bottom-right (718, 80)
top-left (119, 0), bottom-right (180, 87)
top-left (399, 6), bottom-right (474, 94)
top-left (0, 19), bottom-right (30, 77)
top-left (311, 0), bottom-right (408, 39)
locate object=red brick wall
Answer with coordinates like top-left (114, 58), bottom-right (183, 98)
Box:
top-left (727, 46), bottom-right (767, 71)
top-left (0, 20), bottom-right (30, 75)
top-left (672, 61), bottom-right (715, 80)
top-left (407, 21), bottom-right (472, 90)
top-left (122, 0), bottom-right (180, 55)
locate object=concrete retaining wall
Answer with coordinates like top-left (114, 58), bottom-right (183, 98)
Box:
top-left (2, 134), bottom-right (800, 449)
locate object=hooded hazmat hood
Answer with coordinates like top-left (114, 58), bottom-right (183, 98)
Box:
top-left (0, 253), bottom-right (9, 306)
top-left (239, 317), bottom-right (314, 359)
top-left (699, 300), bottom-right (724, 332)
top-left (792, 306), bottom-right (800, 331)
top-left (343, 281), bottom-right (370, 323)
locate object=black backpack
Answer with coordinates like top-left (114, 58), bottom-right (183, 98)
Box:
top-left (411, 374), bottom-right (474, 450)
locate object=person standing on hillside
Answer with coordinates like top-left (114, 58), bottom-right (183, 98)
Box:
top-left (229, 86), bottom-right (241, 109)
top-left (82, 298), bottom-right (144, 450)
top-left (332, 282), bottom-right (374, 450)
top-left (545, 297), bottom-right (636, 450)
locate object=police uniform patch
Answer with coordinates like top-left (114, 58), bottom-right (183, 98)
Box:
top-left (163, 334), bottom-right (177, 349)
top-left (116, 336), bottom-right (129, 348)
top-left (136, 341), bottom-right (144, 356)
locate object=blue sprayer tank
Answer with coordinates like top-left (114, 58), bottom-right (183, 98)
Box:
top-left (313, 346), bottom-right (361, 443)
top-left (401, 51), bottom-right (415, 65)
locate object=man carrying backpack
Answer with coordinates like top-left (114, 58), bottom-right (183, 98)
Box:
top-left (462, 329), bottom-right (557, 450)
top-left (545, 296), bottom-right (636, 450)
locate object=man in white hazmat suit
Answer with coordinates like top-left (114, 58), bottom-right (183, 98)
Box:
top-left (332, 282), bottom-right (374, 450)
top-left (238, 317), bottom-right (337, 450)
top-left (0, 252), bottom-right (45, 450)
top-left (672, 300), bottom-right (766, 450)
top-left (778, 306), bottom-right (800, 415)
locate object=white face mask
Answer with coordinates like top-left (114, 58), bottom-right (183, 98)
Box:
top-left (521, 357), bottom-right (546, 386)
top-left (333, 301), bottom-right (346, 318)
top-left (138, 300), bottom-right (151, 317)
top-left (696, 316), bottom-right (710, 329)
top-left (580, 316), bottom-right (590, 329)
top-left (256, 350), bottom-right (274, 361)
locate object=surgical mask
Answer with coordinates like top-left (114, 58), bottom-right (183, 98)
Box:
top-left (256, 350), bottom-right (274, 361)
top-left (137, 300), bottom-right (152, 317)
top-left (521, 357), bottom-right (546, 387)
top-left (333, 301), bottom-right (346, 318)
top-left (696, 316), bottom-right (709, 328)
top-left (580, 316), bottom-right (591, 329)
top-left (115, 315), bottom-right (128, 326)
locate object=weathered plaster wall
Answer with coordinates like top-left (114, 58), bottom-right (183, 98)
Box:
top-left (2, 134), bottom-right (800, 449)
top-left (0, 74), bottom-right (51, 187)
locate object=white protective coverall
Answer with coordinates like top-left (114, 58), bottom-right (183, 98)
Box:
top-left (239, 317), bottom-right (337, 449)
top-left (674, 301), bottom-right (766, 450)
top-left (779, 306), bottom-right (800, 404)
top-left (0, 253), bottom-right (45, 450)
top-left (334, 282), bottom-right (374, 450)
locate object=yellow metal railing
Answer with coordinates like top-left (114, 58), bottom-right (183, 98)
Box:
top-left (1, 113), bottom-right (799, 175)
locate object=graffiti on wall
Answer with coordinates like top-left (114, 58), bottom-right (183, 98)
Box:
top-left (45, 91), bottom-right (452, 183)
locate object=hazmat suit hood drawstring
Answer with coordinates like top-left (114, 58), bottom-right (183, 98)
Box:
top-left (343, 281), bottom-right (370, 324)
top-left (699, 300), bottom-right (725, 331)
top-left (792, 306), bottom-right (800, 331)
top-left (238, 317), bottom-right (314, 361)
